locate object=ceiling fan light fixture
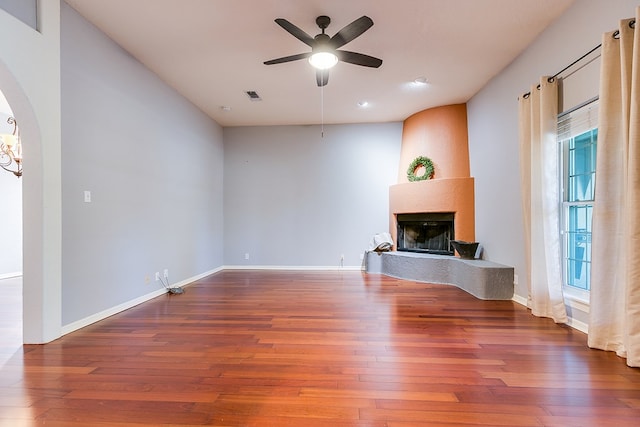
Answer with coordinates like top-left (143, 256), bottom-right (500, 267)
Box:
top-left (265, 15), bottom-right (381, 85)
top-left (309, 51), bottom-right (338, 70)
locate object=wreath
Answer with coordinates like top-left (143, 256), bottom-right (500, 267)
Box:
top-left (407, 156), bottom-right (434, 182)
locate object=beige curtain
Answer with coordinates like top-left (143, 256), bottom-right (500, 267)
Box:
top-left (519, 77), bottom-right (568, 323)
top-left (589, 11), bottom-right (640, 368)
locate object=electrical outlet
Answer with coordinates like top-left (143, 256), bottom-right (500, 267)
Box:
top-left (163, 269), bottom-right (169, 279)
top-left (514, 274), bottom-right (519, 285)
top-left (340, 254), bottom-right (345, 261)
top-left (245, 253), bottom-right (250, 260)
top-left (144, 275), bottom-right (150, 284)
top-left (155, 272), bottom-right (160, 281)
top-left (359, 253), bottom-right (364, 260)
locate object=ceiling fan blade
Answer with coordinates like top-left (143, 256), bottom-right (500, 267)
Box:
top-left (275, 18), bottom-right (315, 47)
top-left (336, 50), bottom-right (383, 68)
top-left (316, 69), bottom-right (329, 87)
top-left (264, 52), bottom-right (311, 65)
top-left (329, 16), bottom-right (374, 49)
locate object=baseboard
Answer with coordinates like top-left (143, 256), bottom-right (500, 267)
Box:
top-left (511, 292), bottom-right (589, 334)
top-left (512, 293), bottom-right (528, 307)
top-left (224, 265), bottom-right (364, 271)
top-left (171, 266), bottom-right (224, 287)
top-left (0, 272), bottom-right (22, 280)
top-left (61, 267), bottom-right (223, 336)
top-left (61, 288), bottom-right (167, 335)
top-left (567, 317), bottom-right (589, 334)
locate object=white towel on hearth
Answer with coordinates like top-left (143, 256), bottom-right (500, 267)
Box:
top-left (368, 232), bottom-right (393, 252)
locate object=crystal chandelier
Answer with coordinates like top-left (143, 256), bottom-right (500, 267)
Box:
top-left (0, 117), bottom-right (22, 177)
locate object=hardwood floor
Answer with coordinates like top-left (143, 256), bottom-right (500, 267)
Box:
top-left (1, 270), bottom-right (639, 426)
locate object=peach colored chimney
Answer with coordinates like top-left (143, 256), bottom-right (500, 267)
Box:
top-left (390, 104), bottom-right (475, 249)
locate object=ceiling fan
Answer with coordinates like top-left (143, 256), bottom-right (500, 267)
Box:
top-left (264, 15), bottom-right (383, 87)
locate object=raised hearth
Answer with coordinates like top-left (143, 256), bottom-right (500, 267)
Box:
top-left (365, 251), bottom-right (514, 300)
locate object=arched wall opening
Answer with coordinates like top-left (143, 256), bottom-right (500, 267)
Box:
top-left (0, 89), bottom-right (22, 350)
top-left (0, 61), bottom-right (61, 344)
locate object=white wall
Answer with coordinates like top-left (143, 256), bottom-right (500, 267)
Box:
top-left (0, 167), bottom-right (21, 278)
top-left (0, 170), bottom-right (22, 279)
top-left (223, 123), bottom-right (402, 268)
top-left (60, 4), bottom-right (224, 326)
top-left (0, 0), bottom-right (61, 343)
top-left (467, 0), bottom-right (638, 323)
top-left (0, 96), bottom-right (22, 278)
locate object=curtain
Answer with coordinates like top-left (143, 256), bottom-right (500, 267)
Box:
top-left (518, 77), bottom-right (568, 323)
top-left (589, 11), bottom-right (640, 368)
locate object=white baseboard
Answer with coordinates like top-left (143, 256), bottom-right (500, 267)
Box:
top-left (62, 288), bottom-right (167, 335)
top-left (0, 272), bottom-right (22, 280)
top-left (224, 265), bottom-right (364, 271)
top-left (512, 293), bottom-right (528, 307)
top-left (567, 317), bottom-right (589, 334)
top-left (61, 267), bottom-right (222, 336)
top-left (512, 292), bottom-right (588, 334)
top-left (171, 266), bottom-right (224, 287)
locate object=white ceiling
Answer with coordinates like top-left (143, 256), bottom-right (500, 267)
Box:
top-left (63, 0), bottom-right (574, 127)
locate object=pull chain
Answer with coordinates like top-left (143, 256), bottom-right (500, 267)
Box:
top-left (321, 84), bottom-right (325, 138)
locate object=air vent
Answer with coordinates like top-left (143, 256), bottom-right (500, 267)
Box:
top-left (245, 90), bottom-right (262, 101)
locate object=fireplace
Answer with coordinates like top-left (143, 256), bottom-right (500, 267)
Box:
top-left (396, 212), bottom-right (454, 255)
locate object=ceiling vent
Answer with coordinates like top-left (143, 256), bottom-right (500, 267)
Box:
top-left (245, 90), bottom-right (262, 101)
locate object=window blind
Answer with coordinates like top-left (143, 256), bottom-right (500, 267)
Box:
top-left (558, 97), bottom-right (599, 140)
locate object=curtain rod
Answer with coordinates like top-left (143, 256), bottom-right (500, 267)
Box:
top-left (551, 43), bottom-right (601, 81)
top-left (520, 19), bottom-right (636, 99)
top-left (520, 44), bottom-right (601, 99)
top-left (556, 19), bottom-right (636, 80)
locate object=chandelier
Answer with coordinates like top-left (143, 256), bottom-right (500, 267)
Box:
top-left (0, 117), bottom-right (22, 177)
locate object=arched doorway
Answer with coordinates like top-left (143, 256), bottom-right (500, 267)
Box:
top-left (0, 89), bottom-right (23, 358)
top-left (0, 63), bottom-right (62, 345)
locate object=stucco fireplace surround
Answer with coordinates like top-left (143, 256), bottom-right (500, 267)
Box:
top-left (389, 103), bottom-right (475, 248)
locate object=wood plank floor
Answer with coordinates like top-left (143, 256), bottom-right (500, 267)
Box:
top-left (1, 270), bottom-right (639, 426)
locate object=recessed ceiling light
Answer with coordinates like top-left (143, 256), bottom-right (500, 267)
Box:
top-left (413, 76), bottom-right (429, 86)
top-left (220, 106), bottom-right (232, 112)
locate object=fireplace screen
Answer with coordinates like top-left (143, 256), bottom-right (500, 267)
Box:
top-left (396, 213), bottom-right (454, 255)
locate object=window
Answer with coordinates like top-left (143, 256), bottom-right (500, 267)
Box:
top-left (558, 99), bottom-right (598, 299)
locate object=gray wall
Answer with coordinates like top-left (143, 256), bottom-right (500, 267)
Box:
top-left (0, 0), bottom-right (37, 29)
top-left (60, 4), bottom-right (224, 326)
top-left (223, 123), bottom-right (402, 267)
top-left (467, 0), bottom-right (637, 321)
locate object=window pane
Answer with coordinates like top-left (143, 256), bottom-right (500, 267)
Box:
top-left (565, 204), bottom-right (592, 291)
top-left (567, 129), bottom-right (597, 202)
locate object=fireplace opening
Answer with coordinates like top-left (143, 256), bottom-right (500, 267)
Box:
top-left (396, 212), bottom-right (454, 255)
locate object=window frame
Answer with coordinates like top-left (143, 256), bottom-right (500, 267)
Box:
top-left (557, 98), bottom-right (598, 304)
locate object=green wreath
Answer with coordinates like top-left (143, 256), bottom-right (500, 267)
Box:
top-left (407, 156), bottom-right (434, 182)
